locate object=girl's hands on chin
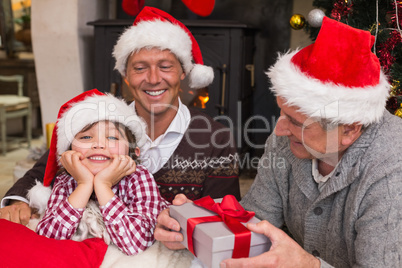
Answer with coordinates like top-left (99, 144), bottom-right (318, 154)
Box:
top-left (60, 150), bottom-right (94, 185)
top-left (94, 154), bottom-right (137, 188)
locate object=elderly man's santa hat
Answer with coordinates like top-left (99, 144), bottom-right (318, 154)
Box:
top-left (28, 89), bottom-right (147, 214)
top-left (113, 6), bottom-right (214, 89)
top-left (267, 17), bottom-right (390, 126)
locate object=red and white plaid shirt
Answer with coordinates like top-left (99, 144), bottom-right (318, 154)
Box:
top-left (36, 165), bottom-right (169, 255)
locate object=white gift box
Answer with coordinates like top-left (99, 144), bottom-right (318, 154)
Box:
top-left (169, 199), bottom-right (271, 268)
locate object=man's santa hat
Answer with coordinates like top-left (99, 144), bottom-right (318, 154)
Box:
top-left (267, 17), bottom-right (390, 126)
top-left (28, 89), bottom-right (147, 214)
top-left (113, 6), bottom-right (214, 89)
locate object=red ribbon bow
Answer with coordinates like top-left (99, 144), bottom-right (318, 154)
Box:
top-left (187, 195), bottom-right (255, 258)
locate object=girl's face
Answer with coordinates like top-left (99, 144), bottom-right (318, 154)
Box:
top-left (71, 121), bottom-right (130, 175)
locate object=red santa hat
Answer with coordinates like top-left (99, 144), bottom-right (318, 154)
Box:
top-left (267, 17), bottom-right (390, 126)
top-left (113, 6), bottom-right (214, 89)
top-left (28, 89), bottom-right (147, 214)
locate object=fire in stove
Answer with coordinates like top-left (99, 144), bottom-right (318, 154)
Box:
top-left (181, 87), bottom-right (209, 109)
top-left (188, 88), bottom-right (209, 109)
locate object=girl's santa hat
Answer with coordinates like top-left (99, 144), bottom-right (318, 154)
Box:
top-left (113, 6), bottom-right (214, 89)
top-left (267, 17), bottom-right (390, 126)
top-left (28, 89), bottom-right (147, 214)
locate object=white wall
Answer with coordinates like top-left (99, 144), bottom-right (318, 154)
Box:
top-left (31, 0), bottom-right (107, 139)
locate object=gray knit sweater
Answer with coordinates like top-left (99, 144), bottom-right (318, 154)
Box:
top-left (241, 112), bottom-right (402, 267)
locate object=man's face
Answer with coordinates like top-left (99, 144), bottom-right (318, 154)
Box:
top-left (274, 97), bottom-right (343, 160)
top-left (125, 47), bottom-right (186, 118)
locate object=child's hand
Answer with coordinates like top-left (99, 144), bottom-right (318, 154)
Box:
top-left (60, 150), bottom-right (94, 186)
top-left (61, 150), bottom-right (95, 209)
top-left (93, 155), bottom-right (136, 206)
top-left (94, 154), bottom-right (136, 188)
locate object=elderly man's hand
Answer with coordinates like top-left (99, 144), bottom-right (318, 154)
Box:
top-left (220, 220), bottom-right (321, 268)
top-left (0, 201), bottom-right (38, 225)
top-left (154, 194), bottom-right (192, 250)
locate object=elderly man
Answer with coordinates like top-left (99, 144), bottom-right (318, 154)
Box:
top-left (155, 17), bottom-right (402, 267)
top-left (0, 7), bottom-right (240, 224)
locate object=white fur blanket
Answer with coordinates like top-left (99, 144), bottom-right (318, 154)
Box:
top-left (101, 241), bottom-right (196, 268)
top-left (27, 183), bottom-right (201, 268)
top-left (28, 217), bottom-right (197, 268)
top-left (27, 203), bottom-right (199, 268)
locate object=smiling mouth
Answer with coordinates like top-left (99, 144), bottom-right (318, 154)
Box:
top-left (88, 156), bottom-right (109, 161)
top-left (145, 89), bottom-right (166, 96)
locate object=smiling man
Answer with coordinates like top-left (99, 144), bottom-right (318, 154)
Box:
top-left (225, 17), bottom-right (402, 268)
top-left (112, 7), bottom-right (240, 203)
top-left (155, 17), bottom-right (402, 268)
top-left (0, 7), bottom-right (240, 224)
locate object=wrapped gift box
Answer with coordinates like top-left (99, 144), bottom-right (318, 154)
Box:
top-left (170, 199), bottom-right (271, 268)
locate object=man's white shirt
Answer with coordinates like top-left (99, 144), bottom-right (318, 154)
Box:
top-left (312, 158), bottom-right (339, 192)
top-left (131, 98), bottom-right (191, 174)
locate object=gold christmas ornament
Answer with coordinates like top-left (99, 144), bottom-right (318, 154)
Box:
top-left (390, 80), bottom-right (400, 96)
top-left (390, 85), bottom-right (396, 97)
top-left (394, 104), bottom-right (402, 118)
top-left (290, 14), bottom-right (306, 30)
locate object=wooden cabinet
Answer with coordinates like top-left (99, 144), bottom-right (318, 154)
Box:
top-left (88, 19), bottom-right (256, 151)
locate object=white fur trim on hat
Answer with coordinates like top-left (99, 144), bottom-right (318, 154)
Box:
top-left (267, 50), bottom-right (390, 126)
top-left (56, 94), bottom-right (147, 157)
top-left (28, 180), bottom-right (52, 215)
top-left (113, 20), bottom-right (214, 89)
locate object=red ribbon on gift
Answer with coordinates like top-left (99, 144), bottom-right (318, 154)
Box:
top-left (186, 195), bottom-right (255, 259)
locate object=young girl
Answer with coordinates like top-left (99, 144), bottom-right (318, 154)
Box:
top-left (29, 89), bottom-right (169, 256)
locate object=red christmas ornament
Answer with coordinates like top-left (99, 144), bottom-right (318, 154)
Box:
top-left (181, 0), bottom-right (215, 17)
top-left (122, 0), bottom-right (145, 16)
top-left (122, 0), bottom-right (215, 17)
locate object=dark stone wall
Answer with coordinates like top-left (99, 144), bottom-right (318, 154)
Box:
top-left (117, 0), bottom-right (293, 156)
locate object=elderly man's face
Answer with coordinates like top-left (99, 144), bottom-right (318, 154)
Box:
top-left (274, 97), bottom-right (344, 160)
top-left (125, 48), bottom-right (186, 118)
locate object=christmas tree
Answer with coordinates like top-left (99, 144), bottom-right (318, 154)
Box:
top-left (304, 0), bottom-right (402, 116)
